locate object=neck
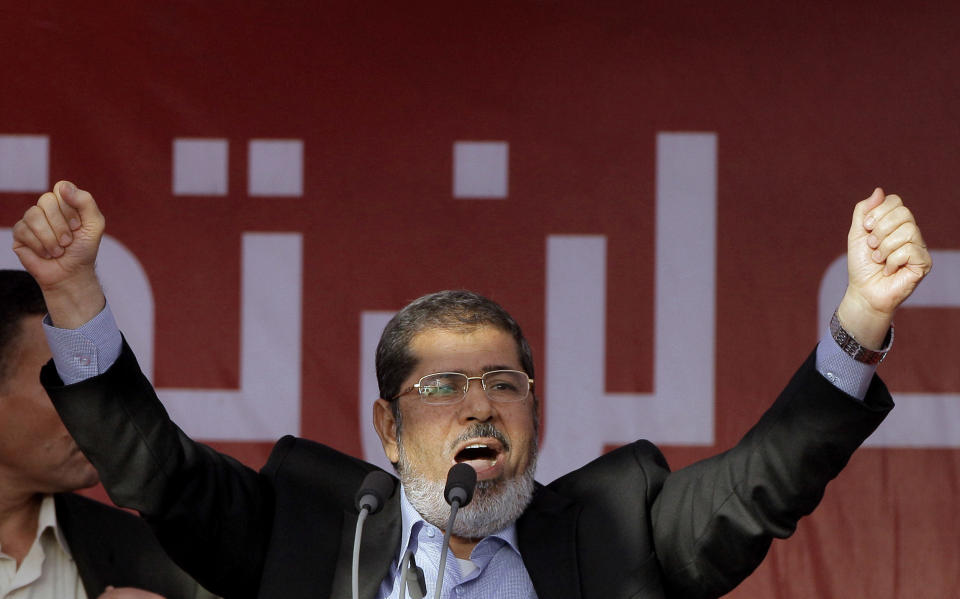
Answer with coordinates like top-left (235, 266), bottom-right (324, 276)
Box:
top-left (0, 488), bottom-right (43, 565)
top-left (447, 534), bottom-right (480, 560)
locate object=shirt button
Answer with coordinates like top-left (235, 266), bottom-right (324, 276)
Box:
top-left (825, 371), bottom-right (837, 383)
top-left (426, 529), bottom-right (436, 538)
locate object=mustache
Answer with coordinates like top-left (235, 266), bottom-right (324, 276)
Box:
top-left (449, 422), bottom-right (511, 453)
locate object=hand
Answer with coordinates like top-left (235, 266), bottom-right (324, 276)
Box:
top-left (837, 188), bottom-right (932, 348)
top-left (11, 180), bottom-right (107, 328)
top-left (97, 586), bottom-right (166, 599)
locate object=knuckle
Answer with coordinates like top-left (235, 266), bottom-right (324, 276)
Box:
top-left (37, 192), bottom-right (58, 209)
top-left (23, 205), bottom-right (43, 222)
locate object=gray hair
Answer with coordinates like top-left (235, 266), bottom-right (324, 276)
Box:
top-left (375, 290), bottom-right (535, 402)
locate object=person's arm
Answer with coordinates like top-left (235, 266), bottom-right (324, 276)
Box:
top-left (652, 188), bottom-right (931, 597)
top-left (813, 187), bottom-right (929, 398)
top-left (11, 180), bottom-right (122, 383)
top-left (13, 182), bottom-right (270, 599)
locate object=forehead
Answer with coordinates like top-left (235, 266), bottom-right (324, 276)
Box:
top-left (407, 325), bottom-right (521, 376)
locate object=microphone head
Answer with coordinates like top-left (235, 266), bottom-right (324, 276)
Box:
top-left (355, 470), bottom-right (395, 514)
top-left (444, 463), bottom-right (478, 507)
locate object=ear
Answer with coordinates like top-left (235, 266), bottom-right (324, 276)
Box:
top-left (373, 398), bottom-right (400, 464)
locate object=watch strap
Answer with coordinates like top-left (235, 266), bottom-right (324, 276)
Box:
top-left (829, 310), bottom-right (893, 365)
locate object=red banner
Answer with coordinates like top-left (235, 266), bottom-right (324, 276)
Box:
top-left (2, 2), bottom-right (957, 597)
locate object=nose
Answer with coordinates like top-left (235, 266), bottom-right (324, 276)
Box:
top-left (460, 379), bottom-right (494, 423)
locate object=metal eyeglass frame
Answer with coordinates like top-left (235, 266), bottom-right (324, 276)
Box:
top-left (396, 370), bottom-right (534, 405)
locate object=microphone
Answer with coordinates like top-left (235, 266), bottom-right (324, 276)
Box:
top-left (434, 464), bottom-right (477, 599)
top-left (352, 471), bottom-right (395, 599)
top-left (355, 470), bottom-right (394, 514)
top-left (444, 462), bottom-right (477, 507)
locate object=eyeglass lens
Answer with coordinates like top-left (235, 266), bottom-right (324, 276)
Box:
top-left (417, 371), bottom-right (529, 403)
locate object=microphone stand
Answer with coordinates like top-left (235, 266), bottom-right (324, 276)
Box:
top-left (433, 463), bottom-right (477, 599)
top-left (434, 500), bottom-right (463, 599)
top-left (352, 471), bottom-right (394, 599)
top-left (352, 509), bottom-right (370, 599)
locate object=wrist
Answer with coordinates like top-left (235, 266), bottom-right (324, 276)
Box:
top-left (830, 309), bottom-right (892, 365)
top-left (836, 291), bottom-right (893, 350)
top-left (42, 272), bottom-right (106, 329)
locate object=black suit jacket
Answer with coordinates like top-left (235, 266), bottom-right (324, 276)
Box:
top-left (53, 492), bottom-right (216, 599)
top-left (44, 343), bottom-right (892, 599)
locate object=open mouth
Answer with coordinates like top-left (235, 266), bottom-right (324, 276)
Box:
top-left (453, 440), bottom-right (503, 474)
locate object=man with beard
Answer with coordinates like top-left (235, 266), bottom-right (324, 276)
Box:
top-left (11, 181), bottom-right (930, 599)
top-left (371, 294), bottom-right (540, 584)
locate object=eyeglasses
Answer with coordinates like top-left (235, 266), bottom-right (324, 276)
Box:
top-left (399, 370), bottom-right (534, 405)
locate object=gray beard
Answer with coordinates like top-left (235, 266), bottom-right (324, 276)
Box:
top-left (396, 427), bottom-right (537, 539)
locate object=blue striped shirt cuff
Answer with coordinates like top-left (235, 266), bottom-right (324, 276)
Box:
top-left (815, 323), bottom-right (882, 401)
top-left (42, 302), bottom-right (123, 385)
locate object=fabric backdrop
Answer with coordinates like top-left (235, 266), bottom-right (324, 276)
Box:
top-left (1, 2), bottom-right (957, 597)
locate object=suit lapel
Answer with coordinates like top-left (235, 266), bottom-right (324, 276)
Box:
top-left (54, 494), bottom-right (110, 599)
top-left (329, 492), bottom-right (401, 599)
top-left (517, 485), bottom-right (583, 599)
top-left (329, 482), bottom-right (583, 599)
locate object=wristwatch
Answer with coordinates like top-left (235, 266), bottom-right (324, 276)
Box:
top-left (829, 310), bottom-right (893, 365)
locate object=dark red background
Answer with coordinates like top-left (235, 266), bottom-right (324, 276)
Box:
top-left (2, 2), bottom-right (958, 596)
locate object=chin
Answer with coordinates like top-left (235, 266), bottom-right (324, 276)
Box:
top-left (63, 464), bottom-right (101, 492)
top-left (401, 452), bottom-right (538, 539)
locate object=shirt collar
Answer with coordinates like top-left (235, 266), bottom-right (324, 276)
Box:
top-left (37, 494), bottom-right (73, 559)
top-left (396, 482), bottom-right (521, 572)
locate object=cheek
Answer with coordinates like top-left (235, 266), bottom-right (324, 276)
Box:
top-left (505, 405), bottom-right (537, 434)
top-left (29, 414), bottom-right (76, 456)
top-left (399, 412), bottom-right (456, 466)
top-left (506, 410), bottom-right (538, 455)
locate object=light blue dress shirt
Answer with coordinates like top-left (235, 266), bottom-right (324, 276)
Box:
top-left (374, 487), bottom-right (537, 599)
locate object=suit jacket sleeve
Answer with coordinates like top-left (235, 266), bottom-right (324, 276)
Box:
top-left (534, 348), bottom-right (893, 599)
top-left (649, 348), bottom-right (893, 597)
top-left (42, 341), bottom-right (273, 599)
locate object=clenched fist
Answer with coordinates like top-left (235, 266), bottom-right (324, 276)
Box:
top-left (838, 187), bottom-right (932, 349)
top-left (12, 180), bottom-right (107, 328)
